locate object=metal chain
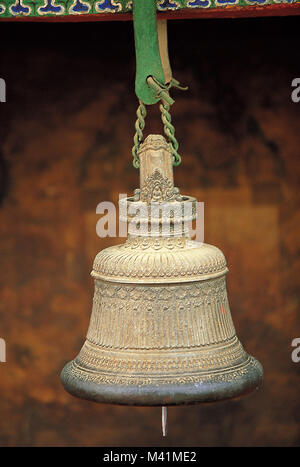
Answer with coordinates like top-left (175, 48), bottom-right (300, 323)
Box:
top-left (132, 90), bottom-right (181, 168)
top-left (132, 100), bottom-right (147, 169)
top-left (159, 98), bottom-right (181, 166)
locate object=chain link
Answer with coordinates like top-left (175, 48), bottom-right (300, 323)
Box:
top-left (132, 90), bottom-right (181, 168)
top-left (132, 100), bottom-right (147, 169)
top-left (159, 98), bottom-right (181, 167)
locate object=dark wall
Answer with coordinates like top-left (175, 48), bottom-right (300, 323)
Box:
top-left (0, 17), bottom-right (299, 447)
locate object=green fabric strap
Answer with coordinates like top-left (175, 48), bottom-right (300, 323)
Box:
top-left (133, 0), bottom-right (165, 105)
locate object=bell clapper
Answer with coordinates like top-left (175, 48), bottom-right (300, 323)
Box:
top-left (162, 406), bottom-right (167, 437)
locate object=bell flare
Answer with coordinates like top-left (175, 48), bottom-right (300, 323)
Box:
top-left (60, 243), bottom-right (263, 406)
top-left (61, 356), bottom-right (263, 407)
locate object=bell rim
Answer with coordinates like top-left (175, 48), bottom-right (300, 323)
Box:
top-left (60, 356), bottom-right (263, 407)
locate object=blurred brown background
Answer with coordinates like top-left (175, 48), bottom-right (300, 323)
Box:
top-left (0, 17), bottom-right (299, 447)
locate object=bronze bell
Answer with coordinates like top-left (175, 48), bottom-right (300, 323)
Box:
top-left (61, 134), bottom-right (263, 406)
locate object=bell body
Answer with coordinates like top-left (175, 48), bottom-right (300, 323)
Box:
top-left (61, 135), bottom-right (263, 406)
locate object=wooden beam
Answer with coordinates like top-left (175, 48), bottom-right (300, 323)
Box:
top-left (0, 4), bottom-right (299, 22)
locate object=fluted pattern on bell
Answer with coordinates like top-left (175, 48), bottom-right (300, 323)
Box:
top-left (86, 277), bottom-right (235, 350)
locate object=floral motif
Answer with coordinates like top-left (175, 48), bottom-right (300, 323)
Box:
top-left (157, 0), bottom-right (180, 10)
top-left (9, 0), bottom-right (31, 15)
top-left (37, 0), bottom-right (65, 15)
top-left (95, 0), bottom-right (121, 13)
top-left (69, 0), bottom-right (91, 14)
top-left (188, 0), bottom-right (211, 7)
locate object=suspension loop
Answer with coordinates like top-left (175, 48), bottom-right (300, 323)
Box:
top-left (132, 93), bottom-right (181, 168)
top-left (159, 98), bottom-right (181, 167)
top-left (132, 100), bottom-right (147, 168)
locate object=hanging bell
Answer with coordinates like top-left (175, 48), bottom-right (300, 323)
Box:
top-left (61, 134), bottom-right (263, 406)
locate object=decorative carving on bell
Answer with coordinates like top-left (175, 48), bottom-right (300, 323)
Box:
top-left (60, 134), bottom-right (263, 406)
